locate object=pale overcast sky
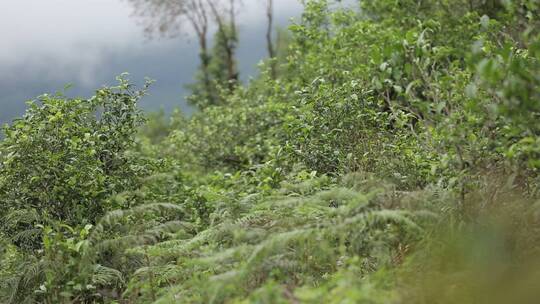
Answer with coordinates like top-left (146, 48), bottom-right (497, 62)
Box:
top-left (0, 0), bottom-right (304, 124)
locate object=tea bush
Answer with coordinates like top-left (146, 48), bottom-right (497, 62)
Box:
top-left (1, 0), bottom-right (540, 303)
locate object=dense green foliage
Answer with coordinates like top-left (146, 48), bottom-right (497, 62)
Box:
top-left (0, 76), bottom-right (153, 251)
top-left (1, 0), bottom-right (540, 303)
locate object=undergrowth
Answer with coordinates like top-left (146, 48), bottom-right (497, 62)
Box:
top-left (1, 0), bottom-right (540, 303)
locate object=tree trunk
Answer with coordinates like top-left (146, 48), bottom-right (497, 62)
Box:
top-left (199, 34), bottom-right (212, 100)
top-left (208, 0), bottom-right (238, 91)
top-left (266, 0), bottom-right (277, 79)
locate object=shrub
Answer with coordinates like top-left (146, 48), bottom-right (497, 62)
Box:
top-left (0, 75), bottom-right (151, 250)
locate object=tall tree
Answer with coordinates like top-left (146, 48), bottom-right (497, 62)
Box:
top-left (127, 0), bottom-right (240, 107)
top-left (127, 0), bottom-right (211, 101)
top-left (186, 25), bottom-right (235, 108)
top-left (207, 0), bottom-right (240, 90)
top-left (265, 0), bottom-right (277, 79)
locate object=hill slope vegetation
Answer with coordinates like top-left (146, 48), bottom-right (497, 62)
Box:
top-left (1, 0), bottom-right (540, 303)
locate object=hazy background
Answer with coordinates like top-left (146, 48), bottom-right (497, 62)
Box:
top-left (0, 0), bottom-right (304, 125)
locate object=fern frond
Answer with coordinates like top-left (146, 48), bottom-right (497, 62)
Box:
top-left (92, 264), bottom-right (124, 286)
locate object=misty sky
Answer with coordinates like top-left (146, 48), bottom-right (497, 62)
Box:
top-left (0, 0), bottom-right (304, 125)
